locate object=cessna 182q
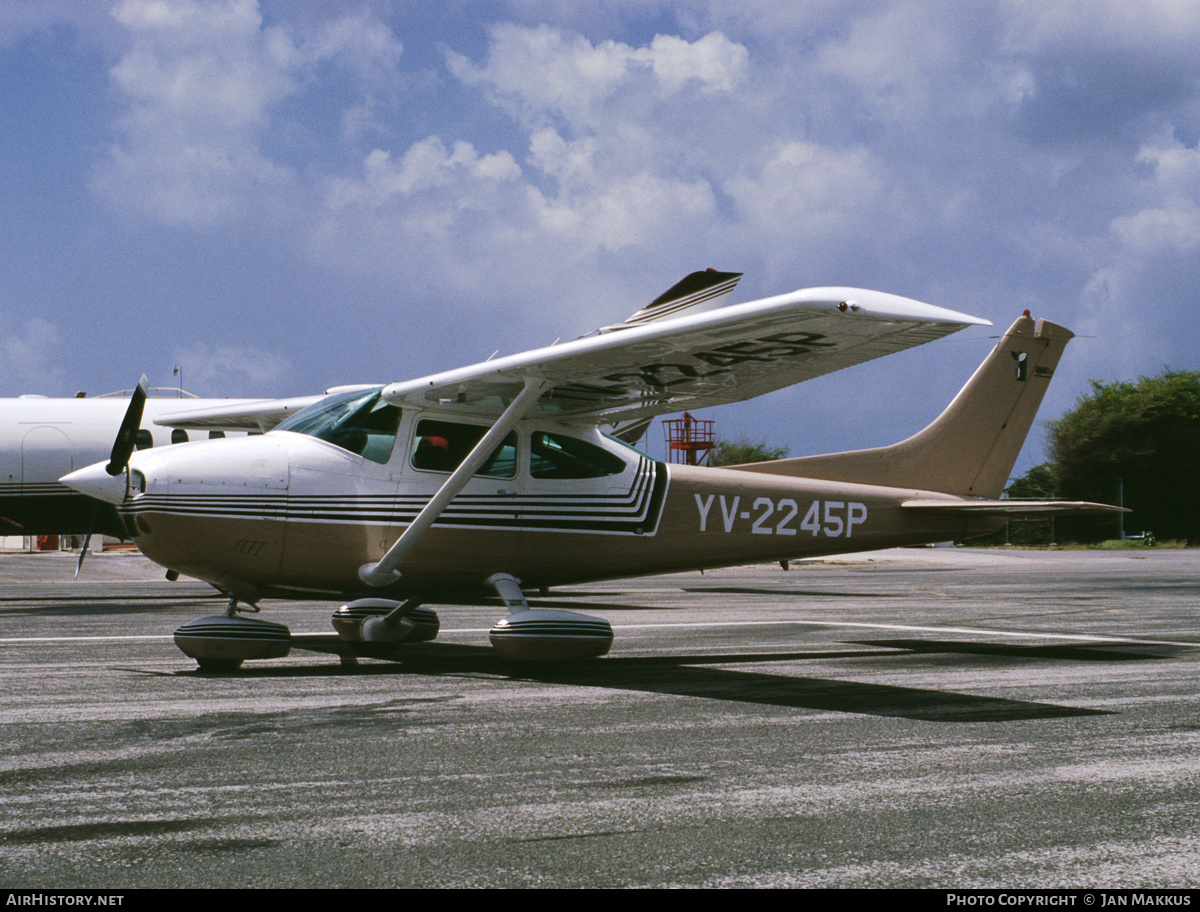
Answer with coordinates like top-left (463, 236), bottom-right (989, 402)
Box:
top-left (61, 271), bottom-right (1122, 670)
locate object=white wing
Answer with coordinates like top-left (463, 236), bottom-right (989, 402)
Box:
top-left (152, 386), bottom-right (380, 432)
top-left (382, 287), bottom-right (990, 424)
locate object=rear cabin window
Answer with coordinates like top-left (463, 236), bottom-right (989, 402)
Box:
top-left (411, 419), bottom-right (517, 478)
top-left (530, 432), bottom-right (627, 479)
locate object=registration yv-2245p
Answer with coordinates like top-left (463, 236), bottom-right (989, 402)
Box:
top-left (696, 494), bottom-right (868, 537)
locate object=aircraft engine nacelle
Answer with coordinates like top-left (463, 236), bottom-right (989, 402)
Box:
top-left (489, 609), bottom-right (613, 661)
top-left (331, 599), bottom-right (440, 643)
top-left (173, 615), bottom-right (291, 672)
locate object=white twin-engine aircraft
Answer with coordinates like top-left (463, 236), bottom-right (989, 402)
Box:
top-left (1, 389), bottom-right (340, 540)
top-left (61, 271), bottom-right (1122, 671)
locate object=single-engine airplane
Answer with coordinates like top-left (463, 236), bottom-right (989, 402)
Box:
top-left (61, 270), bottom-right (1123, 670)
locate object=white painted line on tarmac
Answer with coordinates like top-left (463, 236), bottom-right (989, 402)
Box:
top-left (0, 635), bottom-right (170, 643)
top-left (3, 618), bottom-right (1197, 650)
top-left (613, 618), bottom-right (1200, 648)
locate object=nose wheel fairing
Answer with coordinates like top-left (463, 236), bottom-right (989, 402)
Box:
top-left (173, 614), bottom-right (292, 672)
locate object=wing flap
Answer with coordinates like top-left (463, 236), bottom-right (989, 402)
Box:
top-left (383, 287), bottom-right (990, 424)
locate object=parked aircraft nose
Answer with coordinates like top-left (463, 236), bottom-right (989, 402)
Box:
top-left (61, 462), bottom-right (132, 506)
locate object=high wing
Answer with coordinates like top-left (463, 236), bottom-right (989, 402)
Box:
top-left (381, 287), bottom-right (990, 425)
top-left (153, 386), bottom-right (380, 433)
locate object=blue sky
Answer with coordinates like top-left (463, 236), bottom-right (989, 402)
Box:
top-left (2, 1), bottom-right (1198, 476)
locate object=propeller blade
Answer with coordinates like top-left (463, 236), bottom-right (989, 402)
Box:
top-left (106, 375), bottom-right (149, 477)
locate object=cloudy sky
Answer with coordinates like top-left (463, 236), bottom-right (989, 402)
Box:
top-left (2, 1), bottom-right (1198, 475)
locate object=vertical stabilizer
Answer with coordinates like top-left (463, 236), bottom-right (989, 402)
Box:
top-left (734, 314), bottom-right (1074, 498)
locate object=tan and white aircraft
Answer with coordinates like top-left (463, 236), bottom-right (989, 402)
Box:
top-left (61, 271), bottom-right (1122, 670)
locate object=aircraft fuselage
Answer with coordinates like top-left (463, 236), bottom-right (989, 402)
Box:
top-left (99, 418), bottom-right (1000, 604)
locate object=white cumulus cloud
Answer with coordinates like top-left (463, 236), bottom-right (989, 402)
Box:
top-left (91, 0), bottom-right (403, 230)
top-left (170, 340), bottom-right (291, 397)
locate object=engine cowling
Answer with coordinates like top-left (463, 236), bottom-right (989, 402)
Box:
top-left (489, 609), bottom-right (613, 661)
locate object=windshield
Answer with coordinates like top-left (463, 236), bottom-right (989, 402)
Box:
top-left (275, 388), bottom-right (401, 464)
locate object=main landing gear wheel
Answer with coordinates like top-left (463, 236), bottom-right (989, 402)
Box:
top-left (485, 574), bottom-right (613, 661)
top-left (331, 599), bottom-right (440, 644)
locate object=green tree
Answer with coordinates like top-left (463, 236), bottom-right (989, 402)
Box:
top-left (708, 437), bottom-right (789, 467)
top-left (1048, 369), bottom-right (1200, 543)
top-left (974, 463), bottom-right (1059, 545)
top-left (1004, 463), bottom-right (1058, 500)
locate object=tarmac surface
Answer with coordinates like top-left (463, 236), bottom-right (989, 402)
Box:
top-left (2, 546), bottom-right (1199, 888)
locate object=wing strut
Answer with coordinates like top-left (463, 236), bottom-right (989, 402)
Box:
top-left (357, 377), bottom-right (552, 587)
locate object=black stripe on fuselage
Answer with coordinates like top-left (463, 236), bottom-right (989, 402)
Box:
top-left (120, 460), bottom-right (669, 535)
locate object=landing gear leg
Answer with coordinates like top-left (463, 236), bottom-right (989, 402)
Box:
top-left (225, 595), bottom-right (260, 617)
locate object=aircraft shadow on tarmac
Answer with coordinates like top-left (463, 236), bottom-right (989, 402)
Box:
top-left (199, 638), bottom-right (1125, 723)
top-left (532, 588), bottom-right (910, 610)
top-left (853, 639), bottom-right (1192, 662)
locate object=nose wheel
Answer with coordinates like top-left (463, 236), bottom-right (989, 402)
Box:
top-left (173, 596), bottom-right (291, 673)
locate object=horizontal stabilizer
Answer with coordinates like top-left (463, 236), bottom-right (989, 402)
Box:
top-left (607, 416), bottom-right (654, 446)
top-left (902, 499), bottom-right (1129, 516)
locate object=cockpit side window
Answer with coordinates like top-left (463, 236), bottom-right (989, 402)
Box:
top-left (275, 388), bottom-right (401, 464)
top-left (411, 419), bottom-right (517, 477)
top-left (530, 432), bottom-right (628, 479)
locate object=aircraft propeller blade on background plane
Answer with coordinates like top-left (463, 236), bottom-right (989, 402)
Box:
top-left (106, 375), bottom-right (148, 477)
top-left (74, 512), bottom-right (95, 580)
